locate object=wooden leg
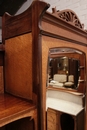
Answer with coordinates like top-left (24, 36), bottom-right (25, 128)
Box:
top-left (33, 109), bottom-right (38, 130)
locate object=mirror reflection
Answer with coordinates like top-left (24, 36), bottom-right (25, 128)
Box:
top-left (47, 48), bottom-right (84, 90)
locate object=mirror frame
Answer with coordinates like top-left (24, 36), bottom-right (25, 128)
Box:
top-left (47, 47), bottom-right (86, 94)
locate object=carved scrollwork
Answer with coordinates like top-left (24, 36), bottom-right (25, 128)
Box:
top-left (52, 7), bottom-right (84, 29)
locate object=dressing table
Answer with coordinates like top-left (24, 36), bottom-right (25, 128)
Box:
top-left (1, 0), bottom-right (87, 130)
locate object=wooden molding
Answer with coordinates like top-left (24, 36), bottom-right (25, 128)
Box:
top-left (52, 8), bottom-right (84, 30)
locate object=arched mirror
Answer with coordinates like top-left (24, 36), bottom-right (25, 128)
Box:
top-left (47, 47), bottom-right (85, 93)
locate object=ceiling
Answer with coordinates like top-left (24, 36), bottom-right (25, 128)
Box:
top-left (0, 0), bottom-right (27, 16)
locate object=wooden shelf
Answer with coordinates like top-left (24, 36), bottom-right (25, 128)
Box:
top-left (0, 93), bottom-right (37, 127)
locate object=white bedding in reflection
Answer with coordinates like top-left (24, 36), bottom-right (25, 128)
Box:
top-left (49, 81), bottom-right (64, 87)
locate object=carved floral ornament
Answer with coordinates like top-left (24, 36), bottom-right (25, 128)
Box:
top-left (52, 7), bottom-right (84, 30)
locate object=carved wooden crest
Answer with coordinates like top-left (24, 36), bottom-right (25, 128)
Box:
top-left (52, 8), bottom-right (84, 30)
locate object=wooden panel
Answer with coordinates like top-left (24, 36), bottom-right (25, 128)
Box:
top-left (47, 110), bottom-right (57, 123)
top-left (2, 3), bottom-right (32, 40)
top-left (47, 108), bottom-right (59, 130)
top-left (0, 66), bottom-right (4, 93)
top-left (4, 11), bottom-right (32, 39)
top-left (47, 109), bottom-right (58, 124)
top-left (5, 33), bottom-right (32, 100)
top-left (47, 121), bottom-right (57, 130)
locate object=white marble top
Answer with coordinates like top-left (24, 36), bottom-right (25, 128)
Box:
top-left (46, 89), bottom-right (84, 116)
top-left (46, 97), bottom-right (83, 116)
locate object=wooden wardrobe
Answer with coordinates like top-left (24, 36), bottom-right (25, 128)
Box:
top-left (0, 0), bottom-right (87, 130)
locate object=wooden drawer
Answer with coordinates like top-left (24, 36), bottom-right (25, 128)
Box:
top-left (47, 111), bottom-right (57, 123)
top-left (47, 108), bottom-right (58, 124)
top-left (47, 121), bottom-right (58, 130)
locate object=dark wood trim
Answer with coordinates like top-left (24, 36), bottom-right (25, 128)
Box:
top-left (43, 12), bottom-right (87, 37)
top-left (0, 44), bottom-right (5, 66)
top-left (41, 30), bottom-right (87, 47)
top-left (2, 6), bottom-right (32, 40)
top-left (0, 44), bottom-right (5, 51)
top-left (31, 1), bottom-right (49, 130)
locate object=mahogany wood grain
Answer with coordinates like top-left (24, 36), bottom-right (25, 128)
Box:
top-left (3, 9), bottom-right (32, 39)
top-left (2, 1), bottom-right (87, 130)
top-left (31, 2), bottom-right (49, 130)
top-left (42, 12), bottom-right (87, 46)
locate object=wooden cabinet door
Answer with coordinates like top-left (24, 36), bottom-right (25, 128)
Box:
top-left (47, 108), bottom-right (60, 130)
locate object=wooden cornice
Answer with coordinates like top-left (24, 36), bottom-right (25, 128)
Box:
top-left (42, 11), bottom-right (87, 36)
top-left (52, 8), bottom-right (84, 30)
top-left (41, 10), bottom-right (87, 46)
